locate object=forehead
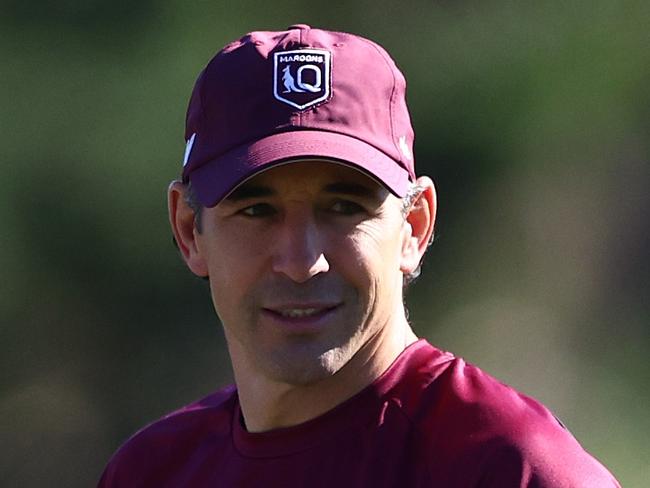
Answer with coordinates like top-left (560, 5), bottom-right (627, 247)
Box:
top-left (223, 160), bottom-right (390, 201)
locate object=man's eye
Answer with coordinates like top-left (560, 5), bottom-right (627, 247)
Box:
top-left (240, 203), bottom-right (276, 217)
top-left (330, 200), bottom-right (365, 215)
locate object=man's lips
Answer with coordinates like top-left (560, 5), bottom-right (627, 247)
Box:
top-left (262, 303), bottom-right (341, 318)
top-left (260, 303), bottom-right (342, 330)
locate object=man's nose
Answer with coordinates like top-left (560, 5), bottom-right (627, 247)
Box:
top-left (271, 212), bottom-right (330, 283)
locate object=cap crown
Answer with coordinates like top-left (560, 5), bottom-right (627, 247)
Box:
top-left (182, 25), bottom-right (415, 206)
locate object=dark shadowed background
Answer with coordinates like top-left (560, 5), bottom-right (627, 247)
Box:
top-left (1, 1), bottom-right (648, 486)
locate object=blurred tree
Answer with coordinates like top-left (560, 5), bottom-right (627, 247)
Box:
top-left (1, 1), bottom-right (647, 486)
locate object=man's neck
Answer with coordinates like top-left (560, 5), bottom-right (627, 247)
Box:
top-left (233, 316), bottom-right (418, 433)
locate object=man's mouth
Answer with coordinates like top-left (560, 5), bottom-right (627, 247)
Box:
top-left (278, 308), bottom-right (322, 318)
top-left (262, 303), bottom-right (341, 324)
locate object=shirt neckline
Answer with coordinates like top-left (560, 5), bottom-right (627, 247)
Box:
top-left (231, 339), bottom-right (444, 458)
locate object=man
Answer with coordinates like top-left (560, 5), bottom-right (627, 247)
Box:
top-left (99, 25), bottom-right (620, 487)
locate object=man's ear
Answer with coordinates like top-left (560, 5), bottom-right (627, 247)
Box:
top-left (168, 181), bottom-right (209, 277)
top-left (400, 176), bottom-right (437, 275)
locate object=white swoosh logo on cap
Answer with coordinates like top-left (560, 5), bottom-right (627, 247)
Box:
top-left (398, 135), bottom-right (412, 161)
top-left (183, 133), bottom-right (197, 167)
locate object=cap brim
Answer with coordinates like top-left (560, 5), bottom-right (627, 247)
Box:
top-left (189, 130), bottom-right (412, 208)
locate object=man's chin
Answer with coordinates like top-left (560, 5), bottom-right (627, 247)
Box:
top-left (263, 344), bottom-right (354, 387)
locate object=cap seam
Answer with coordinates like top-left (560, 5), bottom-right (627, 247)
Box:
top-left (197, 67), bottom-right (209, 143)
top-left (358, 38), bottom-right (403, 170)
top-left (299, 28), bottom-right (304, 126)
top-left (200, 126), bottom-right (401, 168)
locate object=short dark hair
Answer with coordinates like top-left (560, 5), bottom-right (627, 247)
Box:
top-left (184, 182), bottom-right (204, 233)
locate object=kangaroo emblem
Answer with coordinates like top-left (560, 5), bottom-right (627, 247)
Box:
top-left (273, 49), bottom-right (331, 110)
top-left (282, 66), bottom-right (305, 93)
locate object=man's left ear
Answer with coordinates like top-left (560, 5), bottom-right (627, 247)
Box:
top-left (400, 176), bottom-right (437, 274)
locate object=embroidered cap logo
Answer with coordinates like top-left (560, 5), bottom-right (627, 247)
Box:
top-left (273, 49), bottom-right (331, 110)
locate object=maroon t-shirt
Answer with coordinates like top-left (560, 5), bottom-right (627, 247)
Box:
top-left (99, 340), bottom-right (620, 487)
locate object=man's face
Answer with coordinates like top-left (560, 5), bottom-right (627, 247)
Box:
top-left (193, 161), bottom-right (410, 385)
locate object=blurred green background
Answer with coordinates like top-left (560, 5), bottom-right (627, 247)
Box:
top-left (1, 1), bottom-right (648, 486)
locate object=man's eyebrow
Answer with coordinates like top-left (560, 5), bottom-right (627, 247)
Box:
top-left (225, 184), bottom-right (276, 202)
top-left (323, 182), bottom-right (383, 199)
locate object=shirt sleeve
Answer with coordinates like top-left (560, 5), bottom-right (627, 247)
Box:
top-left (476, 433), bottom-right (622, 488)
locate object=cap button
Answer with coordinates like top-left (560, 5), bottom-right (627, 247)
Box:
top-left (287, 24), bottom-right (311, 30)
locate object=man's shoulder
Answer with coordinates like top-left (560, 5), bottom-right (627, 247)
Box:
top-left (403, 343), bottom-right (567, 436)
top-left (129, 384), bottom-right (236, 444)
top-left (404, 349), bottom-right (579, 457)
top-left (98, 385), bottom-right (237, 487)
top-left (400, 344), bottom-right (620, 486)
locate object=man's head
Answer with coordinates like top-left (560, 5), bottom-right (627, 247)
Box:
top-left (168, 25), bottom-right (436, 387)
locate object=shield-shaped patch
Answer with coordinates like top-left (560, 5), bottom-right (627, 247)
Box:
top-left (273, 49), bottom-right (331, 110)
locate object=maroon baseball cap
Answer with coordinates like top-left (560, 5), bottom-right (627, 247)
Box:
top-left (181, 24), bottom-right (416, 207)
